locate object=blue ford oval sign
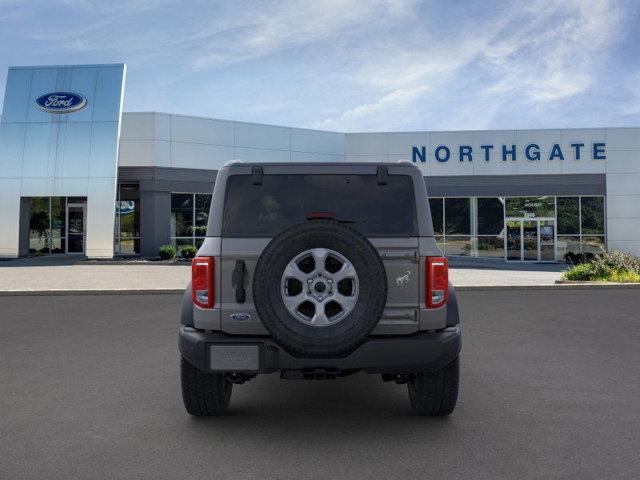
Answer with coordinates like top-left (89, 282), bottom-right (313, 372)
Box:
top-left (35, 92), bottom-right (87, 114)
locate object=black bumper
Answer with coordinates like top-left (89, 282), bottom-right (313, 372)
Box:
top-left (179, 327), bottom-right (461, 375)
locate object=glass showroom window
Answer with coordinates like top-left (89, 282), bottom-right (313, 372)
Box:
top-left (505, 196), bottom-right (555, 218)
top-left (114, 184), bottom-right (140, 255)
top-left (477, 197), bottom-right (505, 258)
top-left (581, 197), bottom-right (605, 254)
top-left (444, 198), bottom-right (471, 256)
top-left (428, 197), bottom-right (473, 256)
top-left (557, 196), bottom-right (606, 257)
top-left (429, 198), bottom-right (444, 250)
top-left (171, 193), bottom-right (212, 249)
top-left (557, 197), bottom-right (580, 258)
top-left (28, 197), bottom-right (66, 255)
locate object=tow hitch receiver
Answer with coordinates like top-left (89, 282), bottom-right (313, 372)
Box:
top-left (281, 368), bottom-right (339, 380)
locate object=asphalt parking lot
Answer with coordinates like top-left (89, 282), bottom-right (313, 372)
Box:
top-left (1, 289), bottom-right (639, 480)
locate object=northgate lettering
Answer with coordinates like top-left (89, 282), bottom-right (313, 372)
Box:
top-left (411, 143), bottom-right (606, 163)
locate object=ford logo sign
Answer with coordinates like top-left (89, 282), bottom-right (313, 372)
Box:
top-left (35, 92), bottom-right (87, 114)
top-left (230, 313), bottom-right (251, 321)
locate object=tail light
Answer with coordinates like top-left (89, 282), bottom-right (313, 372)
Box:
top-left (192, 257), bottom-right (215, 308)
top-left (426, 256), bottom-right (448, 308)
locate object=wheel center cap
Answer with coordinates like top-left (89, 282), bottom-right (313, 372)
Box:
top-left (314, 282), bottom-right (326, 293)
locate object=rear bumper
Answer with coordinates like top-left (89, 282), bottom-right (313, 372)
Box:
top-left (179, 326), bottom-right (461, 375)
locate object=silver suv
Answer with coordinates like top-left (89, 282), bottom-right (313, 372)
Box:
top-left (179, 162), bottom-right (461, 416)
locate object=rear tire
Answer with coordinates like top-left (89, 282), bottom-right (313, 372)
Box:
top-left (181, 357), bottom-right (233, 416)
top-left (407, 357), bottom-right (459, 416)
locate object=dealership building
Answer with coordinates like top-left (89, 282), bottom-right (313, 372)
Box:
top-left (1, 63), bottom-right (639, 261)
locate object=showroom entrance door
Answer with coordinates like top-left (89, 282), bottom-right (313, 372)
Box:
top-left (505, 218), bottom-right (556, 262)
top-left (66, 202), bottom-right (86, 254)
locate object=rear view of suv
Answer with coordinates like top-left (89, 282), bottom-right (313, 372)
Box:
top-left (179, 162), bottom-right (461, 416)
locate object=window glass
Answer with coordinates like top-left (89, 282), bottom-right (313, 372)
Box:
top-left (429, 198), bottom-right (443, 235)
top-left (557, 236), bottom-right (581, 259)
top-left (171, 193), bottom-right (194, 237)
top-left (444, 236), bottom-right (471, 256)
top-left (582, 236), bottom-right (605, 254)
top-left (581, 197), bottom-right (605, 234)
top-left (477, 235), bottom-right (504, 258)
top-left (174, 238), bottom-right (194, 249)
top-left (50, 235), bottom-right (65, 254)
top-left (557, 197), bottom-right (579, 234)
top-left (119, 185), bottom-right (140, 239)
top-left (29, 198), bottom-right (50, 253)
top-left (194, 194), bottom-right (212, 238)
top-left (223, 174), bottom-right (418, 237)
top-left (445, 198), bottom-right (470, 235)
top-left (50, 197), bottom-right (65, 240)
top-left (505, 196), bottom-right (554, 218)
top-left (477, 198), bottom-right (504, 235)
top-left (114, 185), bottom-right (140, 255)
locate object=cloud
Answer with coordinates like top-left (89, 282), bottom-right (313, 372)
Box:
top-left (0, 0), bottom-right (633, 131)
top-left (482, 0), bottom-right (621, 102)
top-left (190, 0), bottom-right (413, 69)
top-left (314, 0), bottom-right (625, 130)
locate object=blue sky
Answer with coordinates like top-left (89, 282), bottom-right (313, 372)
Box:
top-left (1, 0), bottom-right (639, 132)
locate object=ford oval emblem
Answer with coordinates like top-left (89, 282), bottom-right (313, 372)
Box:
top-left (230, 313), bottom-right (251, 321)
top-left (35, 92), bottom-right (87, 114)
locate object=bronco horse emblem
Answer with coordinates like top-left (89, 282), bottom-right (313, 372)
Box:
top-left (395, 270), bottom-right (411, 287)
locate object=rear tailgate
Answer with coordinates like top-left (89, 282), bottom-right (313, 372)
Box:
top-left (370, 238), bottom-right (420, 334)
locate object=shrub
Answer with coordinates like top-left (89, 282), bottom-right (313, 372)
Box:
top-left (594, 250), bottom-right (640, 273)
top-left (563, 263), bottom-right (597, 281)
top-left (180, 244), bottom-right (198, 259)
top-left (563, 250), bottom-right (640, 282)
top-left (563, 252), bottom-right (595, 265)
top-left (608, 270), bottom-right (640, 283)
top-left (159, 244), bottom-right (177, 260)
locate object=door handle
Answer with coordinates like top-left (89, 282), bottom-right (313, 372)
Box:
top-left (232, 260), bottom-right (246, 303)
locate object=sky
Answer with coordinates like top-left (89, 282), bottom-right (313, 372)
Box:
top-left (0, 0), bottom-right (639, 132)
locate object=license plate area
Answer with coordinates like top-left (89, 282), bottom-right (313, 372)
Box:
top-left (209, 344), bottom-right (260, 372)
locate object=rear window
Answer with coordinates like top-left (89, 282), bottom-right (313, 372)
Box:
top-left (222, 174), bottom-right (418, 237)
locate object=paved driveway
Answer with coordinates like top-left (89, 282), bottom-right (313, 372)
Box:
top-left (0, 258), bottom-right (565, 292)
top-left (1, 289), bottom-right (639, 479)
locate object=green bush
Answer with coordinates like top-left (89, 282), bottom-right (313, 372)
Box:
top-left (563, 263), bottom-right (594, 281)
top-left (159, 244), bottom-right (177, 260)
top-left (180, 244), bottom-right (198, 259)
top-left (594, 250), bottom-right (640, 273)
top-left (563, 250), bottom-right (640, 282)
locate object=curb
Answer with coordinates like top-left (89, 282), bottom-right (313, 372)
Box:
top-left (2, 283), bottom-right (640, 296)
top-left (0, 289), bottom-right (185, 296)
top-left (77, 261), bottom-right (191, 266)
top-left (456, 283), bottom-right (640, 291)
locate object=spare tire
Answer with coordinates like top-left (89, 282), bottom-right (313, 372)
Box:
top-left (253, 220), bottom-right (387, 357)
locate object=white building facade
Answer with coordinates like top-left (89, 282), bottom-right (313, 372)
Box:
top-left (1, 64), bottom-right (639, 261)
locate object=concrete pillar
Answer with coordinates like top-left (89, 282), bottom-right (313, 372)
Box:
top-left (139, 189), bottom-right (171, 256)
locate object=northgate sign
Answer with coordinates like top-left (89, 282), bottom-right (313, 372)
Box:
top-left (411, 142), bottom-right (606, 163)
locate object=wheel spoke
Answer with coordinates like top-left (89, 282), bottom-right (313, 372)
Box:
top-left (281, 291), bottom-right (307, 311)
top-left (282, 262), bottom-right (307, 282)
top-left (333, 293), bottom-right (357, 312)
top-left (311, 248), bottom-right (329, 274)
top-left (281, 247), bottom-right (359, 328)
top-left (333, 263), bottom-right (357, 282)
top-left (310, 305), bottom-right (331, 326)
